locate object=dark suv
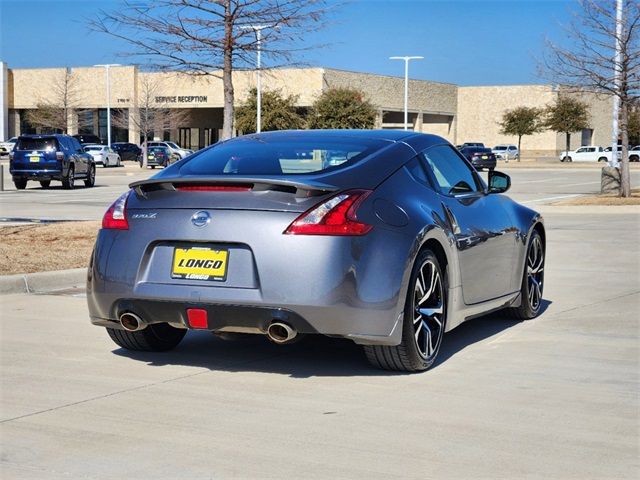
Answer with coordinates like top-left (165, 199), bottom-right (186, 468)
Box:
top-left (73, 134), bottom-right (104, 145)
top-left (10, 134), bottom-right (95, 190)
top-left (111, 142), bottom-right (141, 160)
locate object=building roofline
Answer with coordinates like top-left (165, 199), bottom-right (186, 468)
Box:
top-left (320, 67), bottom-right (458, 87)
top-left (458, 83), bottom-right (553, 88)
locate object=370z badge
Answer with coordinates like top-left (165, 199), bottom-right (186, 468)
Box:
top-left (171, 247), bottom-right (229, 281)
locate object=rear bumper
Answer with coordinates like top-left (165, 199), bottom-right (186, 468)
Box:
top-left (471, 159), bottom-right (496, 170)
top-left (87, 215), bottom-right (415, 346)
top-left (10, 168), bottom-right (64, 181)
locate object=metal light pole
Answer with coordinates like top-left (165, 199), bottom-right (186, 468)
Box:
top-left (241, 25), bottom-right (274, 133)
top-left (94, 64), bottom-right (120, 146)
top-left (390, 56), bottom-right (423, 130)
top-left (610, 0), bottom-right (623, 168)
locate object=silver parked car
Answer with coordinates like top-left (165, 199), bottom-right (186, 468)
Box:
top-left (492, 144), bottom-right (519, 161)
top-left (84, 144), bottom-right (121, 167)
top-left (88, 130), bottom-right (546, 372)
top-left (146, 141), bottom-right (193, 159)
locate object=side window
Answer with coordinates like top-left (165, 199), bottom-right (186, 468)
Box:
top-left (405, 157), bottom-right (431, 187)
top-left (576, 147), bottom-right (585, 153)
top-left (421, 145), bottom-right (481, 196)
top-left (73, 138), bottom-right (84, 152)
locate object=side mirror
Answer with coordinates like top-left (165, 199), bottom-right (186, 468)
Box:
top-left (488, 170), bottom-right (511, 194)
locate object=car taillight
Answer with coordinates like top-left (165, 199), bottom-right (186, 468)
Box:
top-left (102, 190), bottom-right (131, 230)
top-left (9, 151), bottom-right (14, 160)
top-left (175, 184), bottom-right (252, 192)
top-left (56, 151), bottom-right (64, 161)
top-left (284, 189), bottom-right (373, 236)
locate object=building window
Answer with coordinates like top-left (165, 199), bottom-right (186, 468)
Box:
top-left (581, 129), bottom-right (593, 146)
top-left (200, 128), bottom-right (216, 149)
top-left (78, 110), bottom-right (94, 135)
top-left (179, 128), bottom-right (191, 150)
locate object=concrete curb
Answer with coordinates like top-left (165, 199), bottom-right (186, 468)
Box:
top-left (0, 268), bottom-right (86, 295)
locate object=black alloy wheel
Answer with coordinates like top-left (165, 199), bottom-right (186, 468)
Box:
top-left (62, 166), bottom-right (75, 189)
top-left (364, 249), bottom-right (446, 372)
top-left (507, 230), bottom-right (545, 320)
top-left (84, 164), bottom-right (95, 188)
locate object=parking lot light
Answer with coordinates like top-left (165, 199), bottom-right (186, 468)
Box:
top-left (389, 56), bottom-right (423, 131)
top-left (94, 64), bottom-right (121, 147)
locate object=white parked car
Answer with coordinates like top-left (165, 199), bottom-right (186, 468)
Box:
top-left (84, 144), bottom-right (121, 167)
top-left (492, 144), bottom-right (519, 161)
top-left (629, 146), bottom-right (640, 162)
top-left (0, 137), bottom-right (17, 157)
top-left (559, 146), bottom-right (609, 162)
top-left (146, 141), bottom-right (193, 160)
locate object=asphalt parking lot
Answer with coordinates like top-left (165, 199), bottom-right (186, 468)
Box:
top-left (1, 160), bottom-right (638, 478)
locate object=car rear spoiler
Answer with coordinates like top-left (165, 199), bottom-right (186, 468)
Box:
top-left (129, 176), bottom-right (339, 198)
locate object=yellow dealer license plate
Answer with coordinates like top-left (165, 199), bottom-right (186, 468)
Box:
top-left (30, 155), bottom-right (40, 162)
top-left (481, 155), bottom-right (488, 159)
top-left (171, 247), bottom-right (228, 281)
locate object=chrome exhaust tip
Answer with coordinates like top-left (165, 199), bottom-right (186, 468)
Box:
top-left (266, 321), bottom-right (297, 344)
top-left (119, 312), bottom-right (146, 332)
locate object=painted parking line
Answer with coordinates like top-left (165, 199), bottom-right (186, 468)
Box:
top-left (522, 194), bottom-right (584, 204)
top-left (561, 181), bottom-right (601, 187)
top-left (516, 178), bottom-right (568, 184)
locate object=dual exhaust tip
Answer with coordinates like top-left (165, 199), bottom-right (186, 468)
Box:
top-left (120, 312), bottom-right (297, 344)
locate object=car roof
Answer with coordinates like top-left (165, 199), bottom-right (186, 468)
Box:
top-left (18, 134), bottom-right (68, 138)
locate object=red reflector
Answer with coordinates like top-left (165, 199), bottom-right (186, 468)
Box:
top-left (187, 309), bottom-right (208, 329)
top-left (175, 184), bottom-right (252, 192)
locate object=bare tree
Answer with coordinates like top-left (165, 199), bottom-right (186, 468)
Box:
top-left (90, 0), bottom-right (330, 140)
top-left (24, 68), bottom-right (92, 134)
top-left (112, 75), bottom-right (189, 167)
top-left (541, 0), bottom-right (639, 197)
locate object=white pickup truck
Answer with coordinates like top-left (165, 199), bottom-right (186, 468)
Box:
top-left (559, 146), bottom-right (610, 162)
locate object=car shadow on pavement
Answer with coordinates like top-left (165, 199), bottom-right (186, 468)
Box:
top-left (432, 298), bottom-right (551, 370)
top-left (112, 299), bottom-right (551, 378)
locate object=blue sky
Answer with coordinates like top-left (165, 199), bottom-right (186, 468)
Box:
top-left (0, 0), bottom-right (576, 85)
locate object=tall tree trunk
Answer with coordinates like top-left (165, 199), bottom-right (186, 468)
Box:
top-left (517, 135), bottom-right (522, 162)
top-left (565, 132), bottom-right (571, 160)
top-left (620, 98), bottom-right (630, 197)
top-left (221, 1), bottom-right (234, 140)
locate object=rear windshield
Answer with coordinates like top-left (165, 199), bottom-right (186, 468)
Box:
top-left (149, 147), bottom-right (167, 153)
top-left (179, 137), bottom-right (385, 176)
top-left (494, 146), bottom-right (507, 150)
top-left (85, 146), bottom-right (103, 151)
top-left (464, 147), bottom-right (491, 154)
top-left (17, 137), bottom-right (58, 151)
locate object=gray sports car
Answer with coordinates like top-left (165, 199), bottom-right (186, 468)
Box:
top-left (87, 130), bottom-right (545, 372)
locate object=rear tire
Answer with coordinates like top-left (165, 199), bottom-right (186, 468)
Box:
top-left (106, 323), bottom-right (186, 352)
top-left (14, 178), bottom-right (27, 190)
top-left (39, 180), bottom-right (51, 189)
top-left (562, 156), bottom-right (571, 162)
top-left (598, 157), bottom-right (607, 162)
top-left (62, 166), bottom-right (75, 189)
top-left (363, 249), bottom-right (446, 372)
top-left (506, 230), bottom-right (545, 320)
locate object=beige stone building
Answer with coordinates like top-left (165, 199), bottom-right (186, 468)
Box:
top-left (0, 63), bottom-right (613, 155)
